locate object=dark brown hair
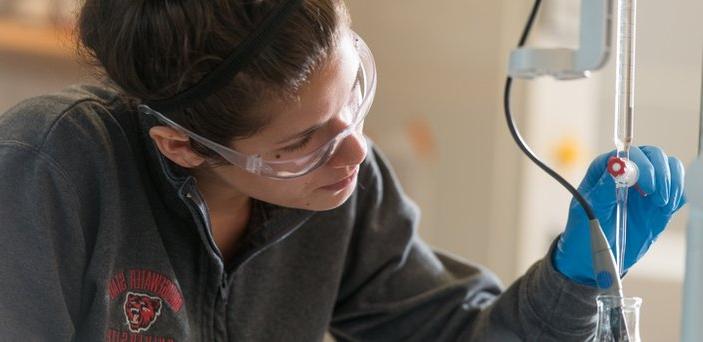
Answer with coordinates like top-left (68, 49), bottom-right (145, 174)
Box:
top-left (77, 0), bottom-right (350, 157)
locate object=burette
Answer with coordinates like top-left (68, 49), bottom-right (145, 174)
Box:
top-left (608, 0), bottom-right (640, 276)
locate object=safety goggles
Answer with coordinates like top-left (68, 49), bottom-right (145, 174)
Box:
top-left (139, 32), bottom-right (377, 179)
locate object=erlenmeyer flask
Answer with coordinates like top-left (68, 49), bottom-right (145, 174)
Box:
top-left (594, 295), bottom-right (642, 342)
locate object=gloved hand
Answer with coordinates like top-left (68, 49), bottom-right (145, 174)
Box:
top-left (553, 145), bottom-right (686, 286)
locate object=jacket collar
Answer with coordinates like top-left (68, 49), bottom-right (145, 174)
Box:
top-left (132, 108), bottom-right (316, 270)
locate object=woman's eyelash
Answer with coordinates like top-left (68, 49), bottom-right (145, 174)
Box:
top-left (282, 134), bottom-right (313, 152)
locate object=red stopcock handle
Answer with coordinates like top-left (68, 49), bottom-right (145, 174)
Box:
top-left (607, 156), bottom-right (646, 196)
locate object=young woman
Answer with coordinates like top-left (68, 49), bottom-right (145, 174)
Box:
top-left (0, 0), bottom-right (685, 341)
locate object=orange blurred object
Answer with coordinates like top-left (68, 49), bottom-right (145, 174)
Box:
top-left (405, 117), bottom-right (437, 161)
top-left (553, 136), bottom-right (583, 169)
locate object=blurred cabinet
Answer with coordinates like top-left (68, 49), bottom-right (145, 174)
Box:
top-left (0, 11), bottom-right (91, 113)
top-left (0, 19), bottom-right (74, 59)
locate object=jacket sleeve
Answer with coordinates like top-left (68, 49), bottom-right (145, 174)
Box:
top-left (0, 143), bottom-right (87, 341)
top-left (329, 145), bottom-right (600, 341)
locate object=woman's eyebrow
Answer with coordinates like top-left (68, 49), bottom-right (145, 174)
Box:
top-left (276, 122), bottom-right (326, 145)
top-left (276, 64), bottom-right (362, 145)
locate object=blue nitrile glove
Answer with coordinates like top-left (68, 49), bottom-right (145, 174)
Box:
top-left (553, 145), bottom-right (686, 286)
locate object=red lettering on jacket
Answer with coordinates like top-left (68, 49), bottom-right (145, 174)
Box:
top-left (106, 329), bottom-right (174, 342)
top-left (108, 272), bottom-right (127, 300)
top-left (127, 269), bottom-right (183, 312)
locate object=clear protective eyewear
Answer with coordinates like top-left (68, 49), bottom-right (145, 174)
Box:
top-left (139, 32), bottom-right (377, 179)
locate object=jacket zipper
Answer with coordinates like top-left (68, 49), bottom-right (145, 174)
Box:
top-left (220, 273), bottom-right (229, 301)
top-left (181, 187), bottom-right (229, 341)
top-left (184, 189), bottom-right (230, 302)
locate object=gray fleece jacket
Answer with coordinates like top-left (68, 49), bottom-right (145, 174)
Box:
top-left (0, 85), bottom-right (600, 341)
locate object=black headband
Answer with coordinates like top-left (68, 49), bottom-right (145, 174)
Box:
top-left (145, 0), bottom-right (304, 113)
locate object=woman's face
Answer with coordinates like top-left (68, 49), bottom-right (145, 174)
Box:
top-left (194, 31), bottom-right (368, 211)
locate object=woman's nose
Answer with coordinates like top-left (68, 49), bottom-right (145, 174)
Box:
top-left (326, 130), bottom-right (367, 169)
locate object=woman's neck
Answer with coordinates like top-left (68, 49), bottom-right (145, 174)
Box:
top-left (190, 167), bottom-right (252, 264)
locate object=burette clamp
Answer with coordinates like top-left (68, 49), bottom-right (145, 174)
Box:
top-left (607, 156), bottom-right (639, 187)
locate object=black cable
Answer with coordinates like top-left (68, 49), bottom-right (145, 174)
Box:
top-left (504, 0), bottom-right (597, 220)
top-left (518, 0), bottom-right (542, 46)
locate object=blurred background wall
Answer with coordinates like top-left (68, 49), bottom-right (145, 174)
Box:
top-left (1, 0), bottom-right (702, 340)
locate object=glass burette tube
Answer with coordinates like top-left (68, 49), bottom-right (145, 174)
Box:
top-left (613, 0), bottom-right (638, 277)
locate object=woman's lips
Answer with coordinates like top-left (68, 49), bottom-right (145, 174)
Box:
top-left (320, 169), bottom-right (358, 192)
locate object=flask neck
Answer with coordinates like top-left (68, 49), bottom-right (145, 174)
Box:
top-left (594, 295), bottom-right (642, 342)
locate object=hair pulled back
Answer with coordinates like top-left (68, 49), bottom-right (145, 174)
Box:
top-left (78, 0), bottom-right (349, 157)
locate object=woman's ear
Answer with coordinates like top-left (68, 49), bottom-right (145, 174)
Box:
top-left (148, 126), bottom-right (206, 168)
